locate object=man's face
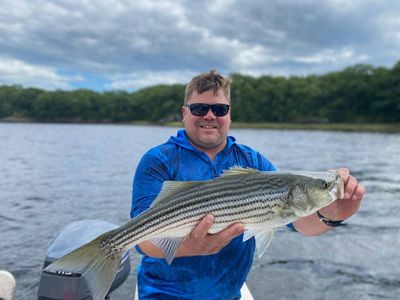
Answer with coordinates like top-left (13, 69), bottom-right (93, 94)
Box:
top-left (182, 89), bottom-right (231, 153)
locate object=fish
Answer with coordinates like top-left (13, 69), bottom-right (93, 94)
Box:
top-left (44, 167), bottom-right (344, 300)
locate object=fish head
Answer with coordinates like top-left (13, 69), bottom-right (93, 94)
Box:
top-left (290, 171), bottom-right (344, 217)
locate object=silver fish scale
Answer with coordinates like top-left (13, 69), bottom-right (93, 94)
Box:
top-left (108, 172), bottom-right (307, 252)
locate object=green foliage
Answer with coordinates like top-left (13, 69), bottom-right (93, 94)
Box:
top-left (0, 62), bottom-right (399, 123)
top-left (129, 84), bottom-right (185, 122)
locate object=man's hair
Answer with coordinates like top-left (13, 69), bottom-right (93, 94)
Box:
top-left (184, 69), bottom-right (231, 104)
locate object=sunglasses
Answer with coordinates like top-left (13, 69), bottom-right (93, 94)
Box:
top-left (184, 103), bottom-right (230, 117)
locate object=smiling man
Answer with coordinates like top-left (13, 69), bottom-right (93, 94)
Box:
top-left (182, 82), bottom-right (232, 161)
top-left (131, 69), bottom-right (365, 300)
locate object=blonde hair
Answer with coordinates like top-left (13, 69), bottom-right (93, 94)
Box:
top-left (184, 69), bottom-right (231, 104)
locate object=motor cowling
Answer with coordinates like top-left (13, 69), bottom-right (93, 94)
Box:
top-left (37, 220), bottom-right (130, 300)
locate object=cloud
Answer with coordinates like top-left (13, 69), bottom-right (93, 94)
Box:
top-left (0, 0), bottom-right (400, 90)
top-left (105, 70), bottom-right (194, 91)
top-left (0, 57), bottom-right (81, 90)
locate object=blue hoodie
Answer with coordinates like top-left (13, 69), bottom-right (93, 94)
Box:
top-left (131, 129), bottom-right (276, 300)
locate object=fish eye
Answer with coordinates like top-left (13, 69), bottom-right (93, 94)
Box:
top-left (317, 179), bottom-right (329, 189)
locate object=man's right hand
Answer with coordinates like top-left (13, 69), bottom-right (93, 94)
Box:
top-left (177, 214), bottom-right (245, 256)
top-left (137, 214), bottom-right (245, 258)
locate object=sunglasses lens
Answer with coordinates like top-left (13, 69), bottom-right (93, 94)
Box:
top-left (189, 104), bottom-right (209, 116)
top-left (212, 104), bottom-right (230, 116)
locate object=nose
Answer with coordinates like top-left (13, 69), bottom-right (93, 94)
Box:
top-left (203, 107), bottom-right (216, 120)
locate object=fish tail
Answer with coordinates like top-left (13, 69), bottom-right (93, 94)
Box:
top-left (44, 232), bottom-right (122, 300)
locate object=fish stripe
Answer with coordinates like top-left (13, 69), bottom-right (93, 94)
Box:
top-left (113, 187), bottom-right (290, 247)
top-left (104, 171), bottom-right (340, 252)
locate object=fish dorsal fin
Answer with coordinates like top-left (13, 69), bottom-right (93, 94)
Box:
top-left (218, 167), bottom-right (260, 179)
top-left (151, 180), bottom-right (203, 207)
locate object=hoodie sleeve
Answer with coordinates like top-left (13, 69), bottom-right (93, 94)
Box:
top-left (257, 152), bottom-right (277, 171)
top-left (131, 149), bottom-right (170, 219)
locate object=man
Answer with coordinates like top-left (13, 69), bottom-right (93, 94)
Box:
top-left (131, 70), bottom-right (365, 299)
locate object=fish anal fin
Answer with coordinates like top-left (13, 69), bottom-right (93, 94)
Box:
top-left (149, 237), bottom-right (185, 265)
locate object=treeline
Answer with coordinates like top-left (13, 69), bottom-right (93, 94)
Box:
top-left (1, 62), bottom-right (399, 123)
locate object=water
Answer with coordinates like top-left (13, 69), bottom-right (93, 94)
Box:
top-left (0, 123), bottom-right (399, 299)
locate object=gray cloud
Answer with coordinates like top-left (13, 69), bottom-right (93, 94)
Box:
top-left (0, 0), bottom-right (399, 90)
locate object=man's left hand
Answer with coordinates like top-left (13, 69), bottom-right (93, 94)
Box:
top-left (319, 168), bottom-right (366, 220)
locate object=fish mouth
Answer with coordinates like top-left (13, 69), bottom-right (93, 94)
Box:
top-left (329, 173), bottom-right (345, 201)
top-left (288, 170), bottom-right (344, 203)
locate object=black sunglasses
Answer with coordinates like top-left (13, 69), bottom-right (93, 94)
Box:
top-left (184, 103), bottom-right (230, 117)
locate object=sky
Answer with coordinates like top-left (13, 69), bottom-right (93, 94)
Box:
top-left (1, 0), bottom-right (400, 91)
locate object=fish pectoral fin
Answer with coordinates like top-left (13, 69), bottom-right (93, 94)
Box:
top-left (149, 237), bottom-right (184, 265)
top-left (242, 229), bottom-right (275, 258)
top-left (255, 229), bottom-right (275, 258)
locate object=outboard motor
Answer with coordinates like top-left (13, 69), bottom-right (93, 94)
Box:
top-left (37, 220), bottom-right (130, 300)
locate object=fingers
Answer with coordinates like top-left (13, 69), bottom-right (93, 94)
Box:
top-left (191, 215), bottom-right (244, 239)
top-left (337, 168), bottom-right (350, 184)
top-left (187, 215), bottom-right (245, 256)
top-left (337, 168), bottom-right (366, 201)
top-left (190, 214), bottom-right (214, 239)
top-left (210, 223), bottom-right (244, 245)
top-left (323, 168), bottom-right (365, 221)
top-left (203, 223), bottom-right (244, 254)
top-left (344, 175), bottom-right (358, 199)
top-left (351, 183), bottom-right (366, 201)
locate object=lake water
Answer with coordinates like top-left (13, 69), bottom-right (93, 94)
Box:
top-left (0, 123), bottom-right (399, 299)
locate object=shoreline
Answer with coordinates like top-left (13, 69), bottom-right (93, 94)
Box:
top-left (1, 117), bottom-right (399, 133)
top-left (167, 121), bottom-right (400, 133)
top-left (230, 122), bottom-right (400, 133)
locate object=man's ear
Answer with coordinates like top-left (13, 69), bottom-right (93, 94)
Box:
top-left (182, 106), bottom-right (187, 121)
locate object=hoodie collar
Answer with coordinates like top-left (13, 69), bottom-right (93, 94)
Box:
top-left (167, 129), bottom-right (236, 152)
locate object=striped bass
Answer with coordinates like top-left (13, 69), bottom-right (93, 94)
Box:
top-left (45, 167), bottom-right (344, 300)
